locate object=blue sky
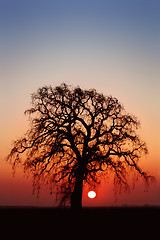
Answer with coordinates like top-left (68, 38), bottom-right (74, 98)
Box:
top-left (1, 0), bottom-right (160, 92)
top-left (1, 0), bottom-right (160, 38)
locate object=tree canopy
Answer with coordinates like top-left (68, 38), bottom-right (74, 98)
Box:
top-left (7, 83), bottom-right (154, 208)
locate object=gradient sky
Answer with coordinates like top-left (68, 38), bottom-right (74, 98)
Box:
top-left (0, 0), bottom-right (160, 206)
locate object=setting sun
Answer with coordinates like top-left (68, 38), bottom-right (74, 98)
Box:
top-left (88, 191), bottom-right (96, 199)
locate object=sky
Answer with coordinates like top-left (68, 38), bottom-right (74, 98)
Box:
top-left (0, 0), bottom-right (160, 206)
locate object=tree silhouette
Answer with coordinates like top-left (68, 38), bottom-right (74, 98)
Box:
top-left (7, 83), bottom-right (154, 208)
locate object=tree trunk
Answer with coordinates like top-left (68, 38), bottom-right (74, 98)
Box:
top-left (71, 169), bottom-right (83, 209)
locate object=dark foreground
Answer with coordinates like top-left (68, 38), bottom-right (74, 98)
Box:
top-left (1, 205), bottom-right (160, 215)
top-left (1, 206), bottom-right (160, 221)
top-left (1, 206), bottom-right (159, 236)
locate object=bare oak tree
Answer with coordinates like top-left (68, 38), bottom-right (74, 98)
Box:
top-left (7, 83), bottom-right (154, 208)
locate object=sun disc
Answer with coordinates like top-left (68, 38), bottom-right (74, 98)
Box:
top-left (88, 191), bottom-right (96, 199)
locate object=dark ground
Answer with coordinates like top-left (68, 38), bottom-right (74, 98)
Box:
top-left (1, 206), bottom-right (159, 237)
top-left (1, 205), bottom-right (160, 216)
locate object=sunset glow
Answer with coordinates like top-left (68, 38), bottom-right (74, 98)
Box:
top-left (0, 0), bottom-right (160, 207)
